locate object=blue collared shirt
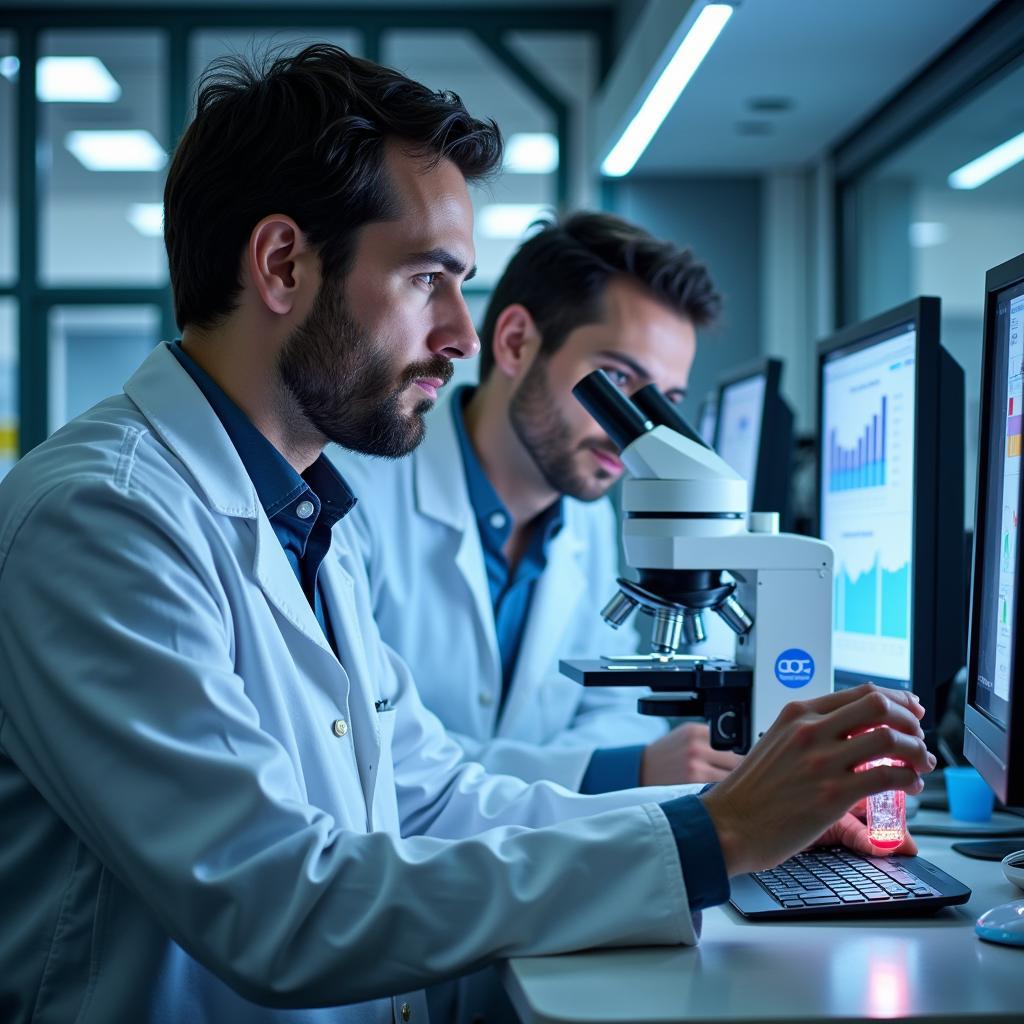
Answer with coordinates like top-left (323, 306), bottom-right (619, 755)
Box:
top-left (170, 342), bottom-right (355, 652)
top-left (452, 389), bottom-right (646, 793)
top-left (451, 387), bottom-right (565, 707)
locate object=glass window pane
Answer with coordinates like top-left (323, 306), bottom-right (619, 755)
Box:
top-left (48, 305), bottom-right (159, 432)
top-left (0, 31), bottom-right (16, 284)
top-left (40, 31), bottom-right (168, 286)
top-left (382, 31), bottom-right (558, 290)
top-left (0, 298), bottom-right (17, 477)
top-left (190, 29), bottom-right (362, 105)
top-left (845, 58), bottom-right (1024, 527)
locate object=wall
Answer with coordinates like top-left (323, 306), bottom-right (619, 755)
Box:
top-left (606, 175), bottom-right (763, 423)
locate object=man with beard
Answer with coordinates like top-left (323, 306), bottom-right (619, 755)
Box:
top-left (336, 213), bottom-right (744, 794)
top-left (0, 45), bottom-right (933, 1024)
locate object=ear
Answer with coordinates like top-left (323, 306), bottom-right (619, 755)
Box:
top-left (246, 214), bottom-right (314, 316)
top-left (489, 303), bottom-right (541, 380)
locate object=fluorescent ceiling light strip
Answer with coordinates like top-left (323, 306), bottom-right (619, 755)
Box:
top-left (66, 130), bottom-right (168, 172)
top-left (37, 56), bottom-right (121, 103)
top-left (948, 128), bottom-right (1024, 190)
top-left (602, 3), bottom-right (733, 178)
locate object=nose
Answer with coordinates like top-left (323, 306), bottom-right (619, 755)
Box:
top-left (427, 294), bottom-right (480, 361)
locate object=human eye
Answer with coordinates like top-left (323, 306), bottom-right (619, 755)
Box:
top-left (414, 272), bottom-right (440, 290)
top-left (603, 367), bottom-right (631, 388)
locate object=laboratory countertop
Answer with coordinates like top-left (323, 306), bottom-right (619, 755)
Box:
top-left (502, 813), bottom-right (1024, 1024)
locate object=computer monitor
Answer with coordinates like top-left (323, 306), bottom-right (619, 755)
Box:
top-left (964, 252), bottom-right (1024, 806)
top-left (697, 392), bottom-right (718, 446)
top-left (816, 298), bottom-right (965, 739)
top-left (715, 358), bottom-right (793, 519)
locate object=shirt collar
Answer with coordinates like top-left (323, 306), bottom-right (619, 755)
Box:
top-left (169, 341), bottom-right (356, 525)
top-left (451, 385), bottom-right (564, 551)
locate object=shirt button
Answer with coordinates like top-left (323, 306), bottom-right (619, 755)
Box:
top-left (332, 718), bottom-right (348, 737)
top-left (296, 499), bottom-right (315, 519)
top-left (478, 692), bottom-right (494, 707)
top-left (488, 511), bottom-right (506, 530)
top-left (401, 1003), bottom-right (411, 1022)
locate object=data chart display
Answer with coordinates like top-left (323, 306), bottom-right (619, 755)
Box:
top-left (821, 327), bottom-right (917, 684)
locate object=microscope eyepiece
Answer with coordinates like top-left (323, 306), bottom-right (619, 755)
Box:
top-left (631, 384), bottom-right (710, 450)
top-left (572, 370), bottom-right (653, 452)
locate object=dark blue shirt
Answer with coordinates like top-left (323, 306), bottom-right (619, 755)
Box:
top-left (169, 342), bottom-right (355, 653)
top-left (451, 388), bottom-right (564, 706)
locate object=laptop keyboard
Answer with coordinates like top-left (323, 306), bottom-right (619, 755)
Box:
top-left (752, 847), bottom-right (943, 908)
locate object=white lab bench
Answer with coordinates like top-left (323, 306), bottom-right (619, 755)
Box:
top-left (502, 814), bottom-right (1024, 1023)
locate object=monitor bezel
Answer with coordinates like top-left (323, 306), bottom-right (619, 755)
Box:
top-left (964, 252), bottom-right (1024, 806)
top-left (697, 391), bottom-right (718, 448)
top-left (815, 297), bottom-right (942, 717)
top-left (715, 357), bottom-right (784, 508)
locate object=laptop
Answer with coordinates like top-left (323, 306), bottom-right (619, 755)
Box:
top-left (730, 846), bottom-right (971, 919)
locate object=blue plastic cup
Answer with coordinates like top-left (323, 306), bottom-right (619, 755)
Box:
top-left (944, 767), bottom-right (996, 822)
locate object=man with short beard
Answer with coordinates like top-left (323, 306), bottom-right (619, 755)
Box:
top-left (0, 45), bottom-right (933, 1024)
top-left (336, 213), bottom-right (745, 796)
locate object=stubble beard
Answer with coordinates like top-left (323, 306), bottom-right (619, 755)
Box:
top-left (508, 357), bottom-right (616, 502)
top-left (277, 277), bottom-right (452, 459)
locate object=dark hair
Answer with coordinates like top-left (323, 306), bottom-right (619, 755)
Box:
top-left (478, 211), bottom-right (722, 379)
top-left (165, 44), bottom-right (502, 329)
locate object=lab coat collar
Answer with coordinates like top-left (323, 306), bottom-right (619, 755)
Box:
top-left (123, 343), bottom-right (261, 519)
top-left (414, 391), bottom-right (471, 531)
top-left (124, 344), bottom-right (339, 662)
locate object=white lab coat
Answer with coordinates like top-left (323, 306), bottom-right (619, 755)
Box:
top-left (332, 396), bottom-right (667, 791)
top-left (0, 344), bottom-right (701, 1024)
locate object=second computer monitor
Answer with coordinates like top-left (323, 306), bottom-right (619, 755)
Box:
top-left (715, 358), bottom-right (793, 520)
top-left (816, 297), bottom-right (964, 736)
top-left (964, 252), bottom-right (1024, 806)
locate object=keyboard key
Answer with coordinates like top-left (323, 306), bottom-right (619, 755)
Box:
top-left (804, 896), bottom-right (843, 906)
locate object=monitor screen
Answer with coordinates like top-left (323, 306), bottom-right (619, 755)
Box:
top-left (973, 282), bottom-right (1024, 731)
top-left (716, 374), bottom-right (765, 505)
top-left (820, 322), bottom-right (917, 686)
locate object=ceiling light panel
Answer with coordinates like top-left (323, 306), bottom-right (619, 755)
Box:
top-left (65, 130), bottom-right (167, 172)
top-left (127, 203), bottom-right (164, 237)
top-left (479, 204), bottom-right (550, 239)
top-left (504, 133), bottom-right (559, 174)
top-left (37, 56), bottom-right (121, 103)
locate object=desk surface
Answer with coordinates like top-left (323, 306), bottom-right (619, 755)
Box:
top-left (503, 815), bottom-right (1024, 1024)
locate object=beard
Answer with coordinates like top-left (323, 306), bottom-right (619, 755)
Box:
top-left (508, 356), bottom-right (621, 501)
top-left (277, 276), bottom-right (452, 458)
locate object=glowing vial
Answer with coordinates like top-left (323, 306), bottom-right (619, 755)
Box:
top-left (866, 758), bottom-right (906, 850)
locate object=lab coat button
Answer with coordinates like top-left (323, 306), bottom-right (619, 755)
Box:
top-left (478, 692), bottom-right (494, 707)
top-left (332, 718), bottom-right (348, 737)
top-left (400, 1003), bottom-right (411, 1022)
top-left (296, 499), bottom-right (315, 519)
top-left (488, 511), bottom-right (506, 530)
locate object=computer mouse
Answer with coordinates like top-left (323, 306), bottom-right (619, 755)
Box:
top-left (975, 899), bottom-right (1024, 946)
top-left (1002, 849), bottom-right (1024, 891)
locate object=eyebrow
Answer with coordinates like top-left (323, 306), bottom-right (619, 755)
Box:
top-left (405, 248), bottom-right (477, 282)
top-left (598, 349), bottom-right (687, 400)
top-left (597, 349), bottom-right (652, 382)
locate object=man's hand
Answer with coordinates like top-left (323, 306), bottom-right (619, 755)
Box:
top-left (641, 721), bottom-right (743, 785)
top-left (700, 684), bottom-right (934, 876)
top-left (814, 807), bottom-right (919, 858)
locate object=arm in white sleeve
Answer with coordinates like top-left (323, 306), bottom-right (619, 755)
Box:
top-left (0, 475), bottom-right (701, 1010)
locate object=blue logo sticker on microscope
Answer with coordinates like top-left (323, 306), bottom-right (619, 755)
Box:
top-left (774, 649), bottom-right (815, 688)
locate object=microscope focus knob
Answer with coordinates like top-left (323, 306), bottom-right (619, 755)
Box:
top-left (748, 511), bottom-right (780, 534)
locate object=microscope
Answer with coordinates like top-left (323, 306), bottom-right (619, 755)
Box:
top-left (560, 371), bottom-right (834, 753)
